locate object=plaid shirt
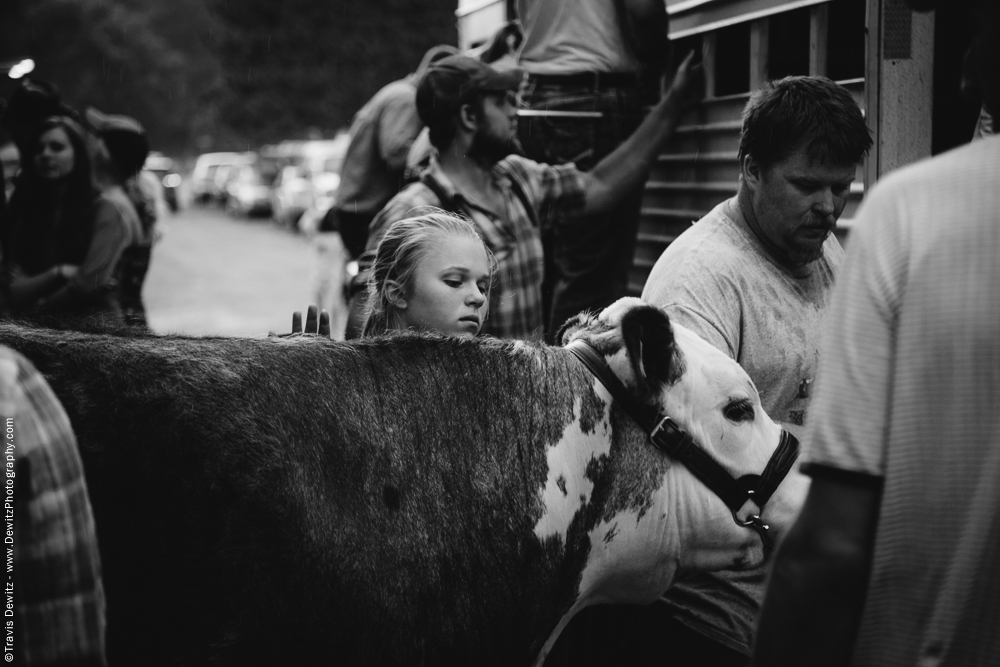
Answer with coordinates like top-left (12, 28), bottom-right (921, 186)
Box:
top-left (363, 156), bottom-right (586, 339)
top-left (0, 348), bottom-right (106, 665)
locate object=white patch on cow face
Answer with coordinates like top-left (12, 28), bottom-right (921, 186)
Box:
top-left (654, 323), bottom-right (808, 569)
top-left (533, 386), bottom-right (612, 544)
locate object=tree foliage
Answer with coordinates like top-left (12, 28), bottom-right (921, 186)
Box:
top-left (204, 0), bottom-right (458, 146)
top-left (1, 0), bottom-right (224, 155)
top-left (0, 0), bottom-right (458, 155)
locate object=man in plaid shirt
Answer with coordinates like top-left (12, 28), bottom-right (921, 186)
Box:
top-left (0, 347), bottom-right (105, 665)
top-left (357, 53), bottom-right (703, 339)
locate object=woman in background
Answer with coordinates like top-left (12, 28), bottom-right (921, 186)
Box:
top-left (1, 115), bottom-right (140, 323)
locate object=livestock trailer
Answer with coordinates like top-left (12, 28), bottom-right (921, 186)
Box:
top-left (458, 0), bottom-right (980, 294)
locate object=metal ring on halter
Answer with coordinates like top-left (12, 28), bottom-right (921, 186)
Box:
top-left (732, 510), bottom-right (770, 532)
top-left (732, 510), bottom-right (773, 551)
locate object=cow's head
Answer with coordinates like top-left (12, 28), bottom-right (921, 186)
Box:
top-left (558, 298), bottom-right (808, 600)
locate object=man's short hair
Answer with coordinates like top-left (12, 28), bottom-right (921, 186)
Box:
top-left (738, 76), bottom-right (873, 169)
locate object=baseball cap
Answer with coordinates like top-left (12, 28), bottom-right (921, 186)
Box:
top-left (416, 55), bottom-right (523, 126)
top-left (85, 107), bottom-right (149, 176)
top-left (85, 106), bottom-right (145, 135)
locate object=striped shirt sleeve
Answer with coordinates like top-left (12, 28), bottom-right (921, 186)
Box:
top-left (0, 348), bottom-right (106, 665)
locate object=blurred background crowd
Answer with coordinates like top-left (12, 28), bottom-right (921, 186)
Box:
top-left (0, 0), bottom-right (988, 339)
top-left (0, 0), bottom-right (528, 336)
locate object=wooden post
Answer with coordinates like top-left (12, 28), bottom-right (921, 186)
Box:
top-left (810, 4), bottom-right (829, 77)
top-left (750, 19), bottom-right (770, 90)
top-left (866, 0), bottom-right (935, 184)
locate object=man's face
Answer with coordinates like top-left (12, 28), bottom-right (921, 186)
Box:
top-left (469, 91), bottom-right (521, 162)
top-left (745, 147), bottom-right (857, 268)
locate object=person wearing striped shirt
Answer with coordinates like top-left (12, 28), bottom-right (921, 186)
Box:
top-left (1, 347), bottom-right (106, 665)
top-left (753, 2), bottom-right (1000, 664)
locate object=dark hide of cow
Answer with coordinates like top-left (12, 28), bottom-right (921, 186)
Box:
top-left (0, 318), bottom-right (680, 667)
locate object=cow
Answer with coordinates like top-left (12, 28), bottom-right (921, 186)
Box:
top-left (0, 298), bottom-right (807, 666)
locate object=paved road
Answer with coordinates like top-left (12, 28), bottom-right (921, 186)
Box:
top-left (144, 206), bottom-right (317, 337)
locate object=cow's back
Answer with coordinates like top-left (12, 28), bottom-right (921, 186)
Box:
top-left (0, 327), bottom-right (618, 666)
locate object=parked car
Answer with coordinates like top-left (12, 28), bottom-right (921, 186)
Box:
top-left (143, 151), bottom-right (182, 212)
top-left (191, 152), bottom-right (240, 204)
top-left (269, 135), bottom-right (349, 230)
top-left (208, 153), bottom-right (255, 206)
top-left (223, 156), bottom-right (280, 217)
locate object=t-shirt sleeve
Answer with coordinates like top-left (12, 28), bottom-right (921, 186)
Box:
top-left (642, 255), bottom-right (741, 360)
top-left (70, 199), bottom-right (134, 294)
top-left (661, 303), bottom-right (734, 360)
top-left (377, 87), bottom-right (422, 171)
top-left (801, 183), bottom-right (910, 478)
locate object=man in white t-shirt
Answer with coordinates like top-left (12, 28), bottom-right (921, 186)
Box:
top-left (753, 1), bottom-right (1000, 664)
top-left (640, 76), bottom-right (872, 665)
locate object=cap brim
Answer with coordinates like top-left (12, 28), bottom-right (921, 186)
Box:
top-left (480, 68), bottom-right (524, 92)
top-left (84, 106), bottom-right (109, 130)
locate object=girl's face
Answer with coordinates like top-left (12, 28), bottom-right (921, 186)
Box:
top-left (35, 127), bottom-right (76, 180)
top-left (399, 234), bottom-right (490, 338)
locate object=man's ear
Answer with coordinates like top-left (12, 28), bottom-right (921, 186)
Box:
top-left (384, 280), bottom-right (408, 310)
top-left (458, 102), bottom-right (478, 133)
top-left (742, 154), bottom-right (763, 191)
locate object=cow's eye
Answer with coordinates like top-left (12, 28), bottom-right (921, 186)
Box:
top-left (724, 400), bottom-right (755, 423)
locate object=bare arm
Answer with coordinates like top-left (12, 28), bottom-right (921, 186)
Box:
top-left (41, 199), bottom-right (133, 310)
top-left (581, 51), bottom-right (704, 216)
top-left (751, 474), bottom-right (882, 667)
top-left (7, 265), bottom-right (77, 309)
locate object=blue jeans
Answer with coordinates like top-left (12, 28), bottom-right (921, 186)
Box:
top-left (518, 76), bottom-right (647, 340)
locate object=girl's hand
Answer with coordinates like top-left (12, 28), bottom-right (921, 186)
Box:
top-left (291, 304), bottom-right (332, 337)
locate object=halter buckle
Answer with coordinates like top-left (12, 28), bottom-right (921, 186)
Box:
top-left (648, 415), bottom-right (680, 447)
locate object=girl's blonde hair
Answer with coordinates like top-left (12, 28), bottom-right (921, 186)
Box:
top-left (362, 208), bottom-right (496, 337)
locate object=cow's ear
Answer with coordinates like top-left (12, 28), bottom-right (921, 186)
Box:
top-left (620, 305), bottom-right (681, 396)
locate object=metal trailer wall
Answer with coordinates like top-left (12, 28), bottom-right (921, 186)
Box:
top-left (630, 79), bottom-right (865, 295)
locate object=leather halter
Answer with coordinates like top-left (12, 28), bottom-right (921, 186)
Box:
top-left (565, 339), bottom-right (800, 550)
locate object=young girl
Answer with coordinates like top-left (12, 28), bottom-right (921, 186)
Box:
top-left (292, 210), bottom-right (495, 338)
